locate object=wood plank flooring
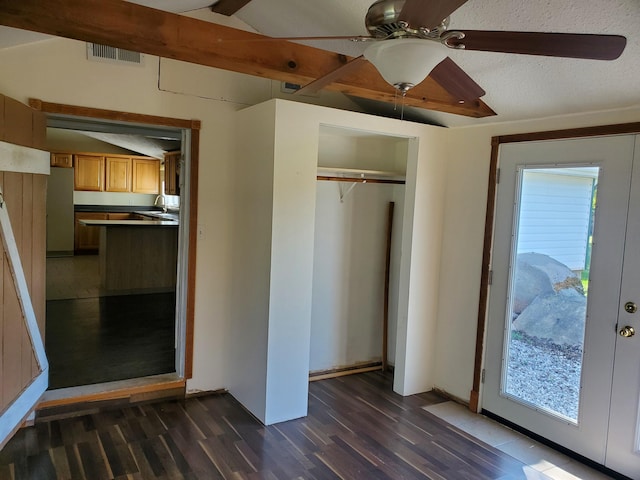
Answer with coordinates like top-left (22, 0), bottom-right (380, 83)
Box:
top-left (0, 373), bottom-right (538, 479)
top-left (45, 293), bottom-right (176, 389)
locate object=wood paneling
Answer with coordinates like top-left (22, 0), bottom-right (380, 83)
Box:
top-left (0, 94), bottom-right (46, 150)
top-left (0, 171), bottom-right (47, 414)
top-left (4, 98), bottom-right (32, 149)
top-left (3, 1), bottom-right (500, 118)
top-left (105, 156), bottom-right (131, 192)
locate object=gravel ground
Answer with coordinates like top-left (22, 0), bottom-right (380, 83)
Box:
top-left (505, 333), bottom-right (582, 420)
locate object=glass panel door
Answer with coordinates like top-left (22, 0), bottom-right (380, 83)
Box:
top-left (503, 167), bottom-right (598, 423)
top-left (483, 135), bottom-right (636, 463)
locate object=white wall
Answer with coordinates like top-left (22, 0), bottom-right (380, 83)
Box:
top-left (273, 102), bottom-right (448, 397)
top-left (46, 167), bottom-right (74, 254)
top-left (0, 36), bottom-right (258, 394)
top-left (73, 191), bottom-right (157, 207)
top-left (9, 27), bottom-right (634, 408)
top-left (310, 181), bottom-right (402, 372)
top-left (310, 129), bottom-right (408, 372)
top-left (435, 106), bottom-right (640, 403)
top-left (228, 101), bottom-right (275, 423)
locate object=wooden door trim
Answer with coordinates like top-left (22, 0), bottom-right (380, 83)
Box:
top-left (471, 121), bottom-right (640, 412)
top-left (30, 98), bottom-right (198, 382)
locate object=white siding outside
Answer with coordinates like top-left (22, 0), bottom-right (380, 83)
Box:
top-left (516, 168), bottom-right (597, 271)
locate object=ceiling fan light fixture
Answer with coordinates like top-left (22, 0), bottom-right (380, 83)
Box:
top-left (363, 38), bottom-right (446, 93)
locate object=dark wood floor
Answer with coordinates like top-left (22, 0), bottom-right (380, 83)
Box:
top-left (0, 373), bottom-right (538, 479)
top-left (45, 292), bottom-right (176, 389)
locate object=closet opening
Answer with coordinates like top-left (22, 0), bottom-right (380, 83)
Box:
top-left (309, 125), bottom-right (408, 380)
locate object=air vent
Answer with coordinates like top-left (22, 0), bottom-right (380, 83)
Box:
top-left (87, 43), bottom-right (144, 66)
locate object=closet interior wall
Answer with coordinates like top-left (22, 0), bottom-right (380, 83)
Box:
top-left (310, 129), bottom-right (408, 374)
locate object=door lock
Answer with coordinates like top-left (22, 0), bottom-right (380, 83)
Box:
top-left (619, 326), bottom-right (635, 338)
top-left (624, 302), bottom-right (637, 314)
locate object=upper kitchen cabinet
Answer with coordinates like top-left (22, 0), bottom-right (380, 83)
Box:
top-left (105, 156), bottom-right (131, 192)
top-left (74, 154), bottom-right (104, 191)
top-left (164, 151), bottom-right (180, 196)
top-left (57, 151), bottom-right (161, 193)
top-left (50, 152), bottom-right (73, 168)
top-left (132, 158), bottom-right (160, 194)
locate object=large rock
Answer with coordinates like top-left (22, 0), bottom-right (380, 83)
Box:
top-left (513, 252), bottom-right (584, 316)
top-left (512, 289), bottom-right (587, 346)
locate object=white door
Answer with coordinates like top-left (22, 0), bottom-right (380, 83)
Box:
top-left (483, 134), bottom-right (640, 478)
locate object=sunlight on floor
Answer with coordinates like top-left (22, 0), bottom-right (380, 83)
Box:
top-left (423, 402), bottom-right (615, 480)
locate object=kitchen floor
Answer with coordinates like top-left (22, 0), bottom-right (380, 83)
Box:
top-left (46, 255), bottom-right (100, 300)
top-left (45, 255), bottom-right (176, 389)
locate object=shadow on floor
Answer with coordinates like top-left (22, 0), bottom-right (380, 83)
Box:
top-left (45, 292), bottom-right (176, 389)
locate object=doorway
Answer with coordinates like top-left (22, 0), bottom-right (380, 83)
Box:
top-left (45, 125), bottom-right (182, 389)
top-left (31, 99), bottom-right (198, 399)
top-left (482, 134), bottom-right (640, 477)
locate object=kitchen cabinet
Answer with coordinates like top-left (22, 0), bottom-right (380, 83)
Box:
top-left (74, 154), bottom-right (104, 191)
top-left (164, 151), bottom-right (181, 195)
top-left (74, 212), bottom-right (107, 253)
top-left (50, 153), bottom-right (73, 168)
top-left (105, 156), bottom-right (131, 192)
top-left (132, 158), bottom-right (160, 194)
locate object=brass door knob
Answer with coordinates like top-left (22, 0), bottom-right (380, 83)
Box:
top-left (619, 326), bottom-right (635, 338)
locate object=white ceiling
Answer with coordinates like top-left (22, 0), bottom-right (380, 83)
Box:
top-left (0, 0), bottom-right (638, 127)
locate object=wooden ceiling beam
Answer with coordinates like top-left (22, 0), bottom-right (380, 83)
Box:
top-left (0, 0), bottom-right (496, 118)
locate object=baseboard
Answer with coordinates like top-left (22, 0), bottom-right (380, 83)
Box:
top-left (36, 374), bottom-right (185, 421)
top-left (309, 361), bottom-right (383, 382)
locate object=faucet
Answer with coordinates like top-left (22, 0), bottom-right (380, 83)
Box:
top-left (154, 194), bottom-right (168, 213)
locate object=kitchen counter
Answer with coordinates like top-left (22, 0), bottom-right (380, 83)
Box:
top-left (83, 220), bottom-right (179, 294)
top-left (79, 219), bottom-right (178, 227)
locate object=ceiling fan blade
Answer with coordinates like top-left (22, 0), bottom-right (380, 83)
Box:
top-left (216, 35), bottom-right (374, 43)
top-left (429, 57), bottom-right (485, 102)
top-left (399, 0), bottom-right (469, 29)
top-left (448, 31), bottom-right (627, 60)
top-left (210, 0), bottom-right (252, 16)
top-left (296, 56), bottom-right (368, 95)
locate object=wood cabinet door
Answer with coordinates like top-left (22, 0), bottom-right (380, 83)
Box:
top-left (50, 153), bottom-right (73, 168)
top-left (132, 158), bottom-right (160, 194)
top-left (105, 156), bottom-right (131, 192)
top-left (164, 151), bottom-right (180, 195)
top-left (74, 212), bottom-right (107, 253)
top-left (74, 155), bottom-right (104, 191)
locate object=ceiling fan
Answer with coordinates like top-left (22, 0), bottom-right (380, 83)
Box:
top-left (213, 0), bottom-right (627, 103)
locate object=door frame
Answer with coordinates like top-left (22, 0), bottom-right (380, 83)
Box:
top-left (471, 121), bottom-right (640, 413)
top-left (29, 98), bottom-right (199, 400)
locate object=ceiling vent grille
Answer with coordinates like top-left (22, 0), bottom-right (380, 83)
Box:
top-left (87, 43), bottom-right (144, 66)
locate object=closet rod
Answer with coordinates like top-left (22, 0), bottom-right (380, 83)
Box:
top-left (317, 176), bottom-right (405, 185)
